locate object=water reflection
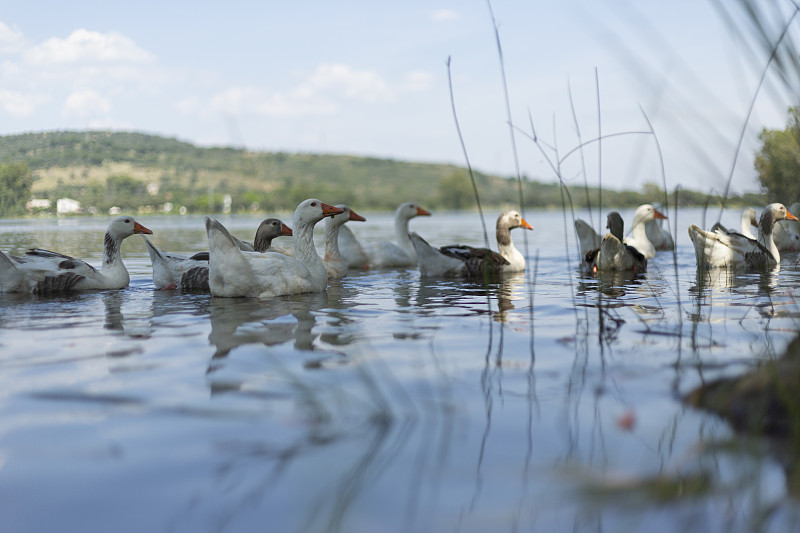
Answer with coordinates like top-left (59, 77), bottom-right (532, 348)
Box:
top-left (492, 272), bottom-right (529, 324)
top-left (689, 266), bottom-right (780, 296)
top-left (207, 293), bottom-right (328, 360)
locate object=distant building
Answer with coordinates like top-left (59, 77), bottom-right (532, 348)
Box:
top-left (56, 198), bottom-right (81, 215)
top-left (26, 198), bottom-right (51, 211)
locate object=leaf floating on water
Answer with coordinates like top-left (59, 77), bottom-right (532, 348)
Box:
top-left (580, 471), bottom-right (713, 504)
top-left (617, 410), bottom-right (636, 431)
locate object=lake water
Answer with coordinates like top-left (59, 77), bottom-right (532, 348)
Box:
top-left (0, 207), bottom-right (799, 533)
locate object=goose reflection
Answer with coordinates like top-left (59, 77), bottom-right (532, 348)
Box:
top-left (689, 266), bottom-right (780, 313)
top-left (103, 291), bottom-right (124, 331)
top-left (491, 272), bottom-right (528, 324)
top-left (208, 293), bottom-right (328, 362)
top-left (575, 268), bottom-right (643, 300)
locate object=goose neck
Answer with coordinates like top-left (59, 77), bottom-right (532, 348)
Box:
top-left (758, 211), bottom-right (779, 261)
top-left (102, 233), bottom-right (123, 269)
top-left (395, 215), bottom-right (413, 254)
top-left (324, 221), bottom-right (342, 261)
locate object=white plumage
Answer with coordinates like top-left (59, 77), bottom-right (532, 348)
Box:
top-left (206, 199), bottom-right (343, 298)
top-left (0, 216), bottom-right (152, 293)
top-left (623, 204), bottom-right (667, 259)
top-left (143, 218), bottom-right (292, 290)
top-left (339, 202), bottom-right (431, 268)
top-left (772, 202), bottom-right (800, 252)
top-left (322, 205), bottom-right (366, 279)
top-left (410, 210), bottom-right (533, 278)
top-left (689, 203), bottom-right (797, 270)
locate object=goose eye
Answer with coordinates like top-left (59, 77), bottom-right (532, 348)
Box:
top-left (311, 202), bottom-right (317, 207)
top-left (124, 218), bottom-right (130, 223)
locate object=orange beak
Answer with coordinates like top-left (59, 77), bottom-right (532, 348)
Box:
top-left (416, 206), bottom-right (431, 216)
top-left (653, 209), bottom-right (667, 220)
top-left (787, 211), bottom-right (799, 221)
top-left (520, 217), bottom-right (534, 231)
top-left (349, 209), bottom-right (366, 222)
top-left (280, 223), bottom-right (293, 236)
top-left (321, 202), bottom-right (345, 217)
top-left (751, 218), bottom-right (759, 228)
top-left (133, 221), bottom-right (153, 235)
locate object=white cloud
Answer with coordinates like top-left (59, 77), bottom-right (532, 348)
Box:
top-left (186, 63), bottom-right (394, 118)
top-left (302, 63), bottom-right (393, 103)
top-left (63, 89), bottom-right (111, 118)
top-left (25, 29), bottom-right (154, 66)
top-left (403, 70), bottom-right (434, 92)
top-left (0, 21), bottom-right (26, 54)
top-left (431, 9), bottom-right (459, 21)
top-left (0, 90), bottom-right (48, 117)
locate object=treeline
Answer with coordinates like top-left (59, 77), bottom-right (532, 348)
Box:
top-left (756, 106), bottom-right (800, 205)
top-left (0, 130), bottom-right (768, 216)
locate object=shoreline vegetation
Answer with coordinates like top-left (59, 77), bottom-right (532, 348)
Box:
top-left (0, 130), bottom-right (767, 217)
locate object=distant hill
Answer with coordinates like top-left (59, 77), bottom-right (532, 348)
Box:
top-left (0, 131), bottom-right (765, 215)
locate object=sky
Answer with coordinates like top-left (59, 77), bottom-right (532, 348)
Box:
top-left (0, 0), bottom-right (798, 195)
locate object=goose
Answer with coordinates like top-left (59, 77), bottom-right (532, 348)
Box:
top-left (710, 206), bottom-right (758, 239)
top-left (322, 205), bottom-right (366, 279)
top-left (409, 210), bottom-right (533, 278)
top-left (206, 199), bottom-right (343, 298)
top-left (772, 202), bottom-right (800, 252)
top-left (644, 205), bottom-right (674, 251)
top-left (583, 212), bottom-right (647, 273)
top-left (688, 203), bottom-right (797, 270)
top-left (574, 218), bottom-right (602, 259)
top-left (623, 204), bottom-right (667, 259)
top-left (0, 216), bottom-right (152, 293)
top-left (143, 218), bottom-right (292, 290)
top-left (337, 225), bottom-right (370, 269)
top-left (360, 202), bottom-right (431, 268)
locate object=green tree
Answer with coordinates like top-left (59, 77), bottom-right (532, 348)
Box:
top-left (437, 170), bottom-right (475, 210)
top-left (0, 162), bottom-right (32, 216)
top-left (105, 174), bottom-right (147, 209)
top-left (755, 107), bottom-right (800, 204)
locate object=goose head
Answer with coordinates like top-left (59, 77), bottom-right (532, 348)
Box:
top-left (632, 204), bottom-right (667, 227)
top-left (255, 218), bottom-right (293, 239)
top-left (497, 210), bottom-right (533, 232)
top-left (108, 216), bottom-right (152, 240)
top-left (396, 202), bottom-right (431, 221)
top-left (606, 212), bottom-right (624, 241)
top-left (293, 199), bottom-right (344, 227)
top-left (327, 205), bottom-right (366, 228)
top-left (761, 203), bottom-right (798, 230)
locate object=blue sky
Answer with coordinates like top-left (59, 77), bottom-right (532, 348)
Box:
top-left (0, 1), bottom-right (797, 195)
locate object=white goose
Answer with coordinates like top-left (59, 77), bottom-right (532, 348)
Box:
top-left (350, 202), bottom-right (431, 268)
top-left (143, 218), bottom-right (292, 290)
top-left (583, 212), bottom-right (647, 273)
top-left (337, 225), bottom-right (370, 269)
top-left (710, 207), bottom-right (758, 239)
top-left (410, 210), bottom-right (533, 278)
top-left (623, 204), bottom-right (667, 259)
top-left (322, 205), bottom-right (366, 279)
top-left (688, 203), bottom-right (797, 270)
top-left (0, 216), bottom-right (152, 293)
top-left (644, 205), bottom-right (674, 251)
top-left (772, 202), bottom-right (800, 252)
top-left (206, 199), bottom-right (343, 298)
